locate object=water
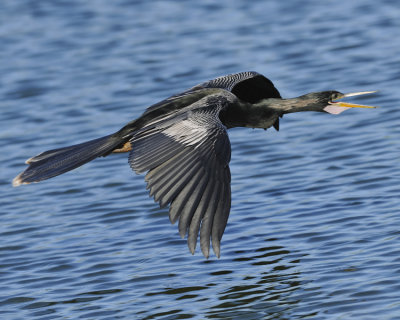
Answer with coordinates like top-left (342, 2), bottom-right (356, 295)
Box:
top-left (1, 0), bottom-right (400, 319)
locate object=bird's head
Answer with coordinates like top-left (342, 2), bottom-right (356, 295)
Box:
top-left (323, 90), bottom-right (377, 114)
top-left (289, 90), bottom-right (377, 115)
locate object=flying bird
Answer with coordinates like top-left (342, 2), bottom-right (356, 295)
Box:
top-left (13, 71), bottom-right (376, 258)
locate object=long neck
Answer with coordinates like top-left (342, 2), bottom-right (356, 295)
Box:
top-left (273, 95), bottom-right (323, 114)
top-left (220, 96), bottom-right (323, 129)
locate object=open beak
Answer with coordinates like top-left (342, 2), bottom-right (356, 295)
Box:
top-left (324, 91), bottom-right (378, 115)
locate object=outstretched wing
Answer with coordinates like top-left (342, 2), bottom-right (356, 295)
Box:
top-left (129, 94), bottom-right (232, 258)
top-left (141, 71), bottom-right (281, 116)
top-left (194, 71), bottom-right (281, 102)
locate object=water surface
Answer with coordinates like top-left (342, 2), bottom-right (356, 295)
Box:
top-left (1, 1), bottom-right (400, 319)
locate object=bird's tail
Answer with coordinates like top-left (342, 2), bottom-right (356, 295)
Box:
top-left (13, 133), bottom-right (128, 186)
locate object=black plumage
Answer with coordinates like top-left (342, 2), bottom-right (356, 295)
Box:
top-left (13, 71), bottom-right (376, 258)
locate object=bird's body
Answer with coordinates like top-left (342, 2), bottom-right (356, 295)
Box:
top-left (13, 71), bottom-right (376, 258)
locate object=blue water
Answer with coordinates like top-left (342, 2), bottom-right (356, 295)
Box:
top-left (1, 1), bottom-right (400, 319)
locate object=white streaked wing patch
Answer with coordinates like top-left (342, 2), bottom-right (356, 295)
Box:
top-left (163, 118), bottom-right (210, 147)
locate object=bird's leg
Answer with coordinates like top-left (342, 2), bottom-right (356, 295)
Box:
top-left (112, 141), bottom-right (132, 153)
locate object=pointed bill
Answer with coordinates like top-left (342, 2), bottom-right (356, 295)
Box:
top-left (341, 91), bottom-right (377, 98)
top-left (324, 90), bottom-right (377, 114)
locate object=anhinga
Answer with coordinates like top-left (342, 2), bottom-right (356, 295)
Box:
top-left (13, 71), bottom-right (376, 258)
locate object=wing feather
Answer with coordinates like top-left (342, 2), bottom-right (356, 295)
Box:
top-left (169, 168), bottom-right (205, 226)
top-left (178, 171), bottom-right (209, 239)
top-left (144, 148), bottom-right (191, 182)
top-left (199, 179), bottom-right (221, 258)
top-left (130, 135), bottom-right (185, 173)
top-left (211, 171), bottom-right (231, 258)
top-left (152, 157), bottom-right (202, 207)
top-left (187, 157), bottom-right (218, 255)
top-left (138, 71), bottom-right (280, 119)
top-left (129, 93), bottom-right (233, 257)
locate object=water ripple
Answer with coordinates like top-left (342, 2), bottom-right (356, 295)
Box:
top-left (2, 0), bottom-right (400, 319)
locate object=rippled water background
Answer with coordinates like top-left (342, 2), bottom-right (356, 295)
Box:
top-left (1, 0), bottom-right (400, 319)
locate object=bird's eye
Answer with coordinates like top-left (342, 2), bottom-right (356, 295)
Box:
top-left (331, 93), bottom-right (340, 101)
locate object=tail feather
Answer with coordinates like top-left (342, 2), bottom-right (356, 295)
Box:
top-left (13, 134), bottom-right (125, 186)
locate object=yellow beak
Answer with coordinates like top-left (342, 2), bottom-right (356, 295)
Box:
top-left (330, 91), bottom-right (378, 109)
top-left (324, 91), bottom-right (378, 114)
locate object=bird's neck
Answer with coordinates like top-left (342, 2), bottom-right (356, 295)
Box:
top-left (270, 95), bottom-right (323, 114)
top-left (220, 96), bottom-right (323, 130)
